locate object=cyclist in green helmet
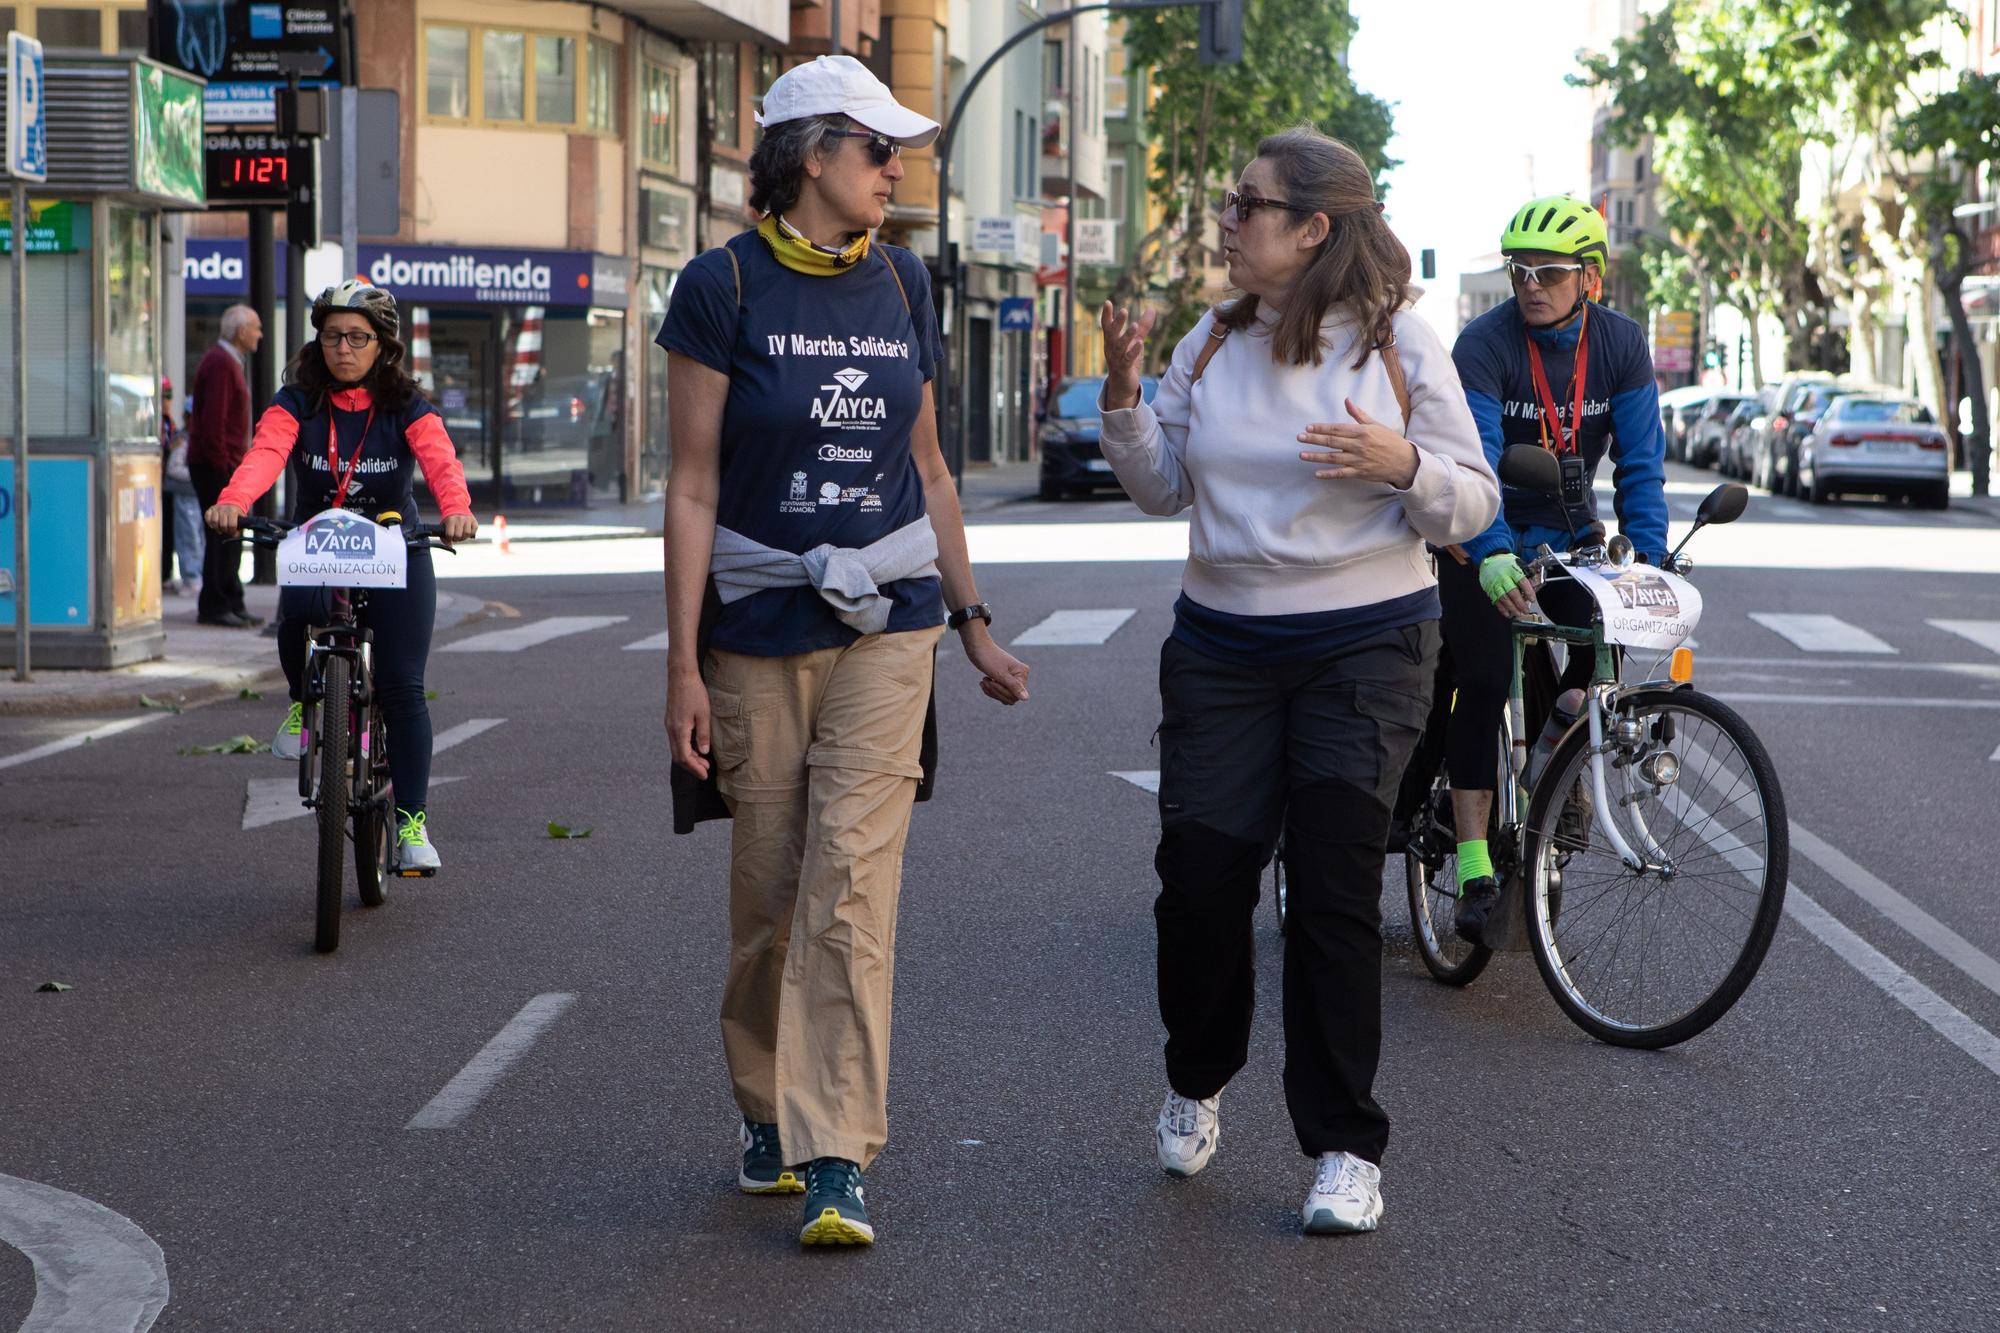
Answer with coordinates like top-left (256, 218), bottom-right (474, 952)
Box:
top-left (1435, 195), bottom-right (1668, 945)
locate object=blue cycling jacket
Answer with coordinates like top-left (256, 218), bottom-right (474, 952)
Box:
top-left (1450, 296), bottom-right (1668, 565)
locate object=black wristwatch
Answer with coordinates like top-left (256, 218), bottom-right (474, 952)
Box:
top-left (947, 602), bottom-right (993, 631)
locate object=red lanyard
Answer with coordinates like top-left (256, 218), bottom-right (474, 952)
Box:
top-left (324, 407), bottom-right (375, 509)
top-left (1524, 305), bottom-right (1589, 456)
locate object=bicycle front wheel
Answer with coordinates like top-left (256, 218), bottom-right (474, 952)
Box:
top-left (314, 654), bottom-right (352, 953)
top-left (1524, 688), bottom-right (1787, 1048)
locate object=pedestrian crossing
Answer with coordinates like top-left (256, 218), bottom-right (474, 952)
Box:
top-left (426, 612), bottom-right (2000, 665)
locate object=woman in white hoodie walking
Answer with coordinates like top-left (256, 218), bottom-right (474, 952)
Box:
top-left (1097, 126), bottom-right (1498, 1235)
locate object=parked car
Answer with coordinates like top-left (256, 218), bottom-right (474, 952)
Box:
top-left (1747, 372), bottom-right (1835, 493)
top-left (1719, 387), bottom-right (1779, 479)
top-left (1684, 391), bottom-right (1755, 469)
top-left (1797, 394), bottom-right (1950, 508)
top-left (1038, 375), bottom-right (1159, 501)
top-left (1657, 385), bottom-right (1716, 462)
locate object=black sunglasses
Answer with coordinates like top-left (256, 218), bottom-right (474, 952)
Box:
top-left (828, 129), bottom-right (901, 167)
top-left (1221, 189), bottom-right (1317, 221)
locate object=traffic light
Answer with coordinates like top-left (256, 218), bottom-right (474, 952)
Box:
top-left (286, 139), bottom-right (323, 249)
top-left (1200, 0), bottom-right (1245, 65)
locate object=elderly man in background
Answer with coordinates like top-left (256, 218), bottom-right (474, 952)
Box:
top-left (188, 304), bottom-right (264, 628)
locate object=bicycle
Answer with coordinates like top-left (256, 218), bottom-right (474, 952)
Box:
top-left (241, 511), bottom-right (455, 953)
top-left (1400, 445), bottom-right (1786, 1047)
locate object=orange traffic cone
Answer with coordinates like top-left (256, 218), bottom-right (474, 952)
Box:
top-left (495, 514), bottom-right (512, 554)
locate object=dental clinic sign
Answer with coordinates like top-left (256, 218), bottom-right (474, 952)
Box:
top-left (277, 509), bottom-right (408, 589)
top-left (365, 245), bottom-right (598, 307)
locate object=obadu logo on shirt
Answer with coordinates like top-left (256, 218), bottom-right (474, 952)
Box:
top-left (811, 368), bottom-right (888, 433)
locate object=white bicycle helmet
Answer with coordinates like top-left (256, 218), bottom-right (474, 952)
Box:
top-left (311, 278), bottom-right (399, 340)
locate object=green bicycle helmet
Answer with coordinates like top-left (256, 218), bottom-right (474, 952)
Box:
top-left (311, 278), bottom-right (399, 340)
top-left (1500, 195), bottom-right (1610, 266)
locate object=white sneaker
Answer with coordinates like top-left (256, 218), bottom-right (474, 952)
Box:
top-left (1155, 1090), bottom-right (1220, 1177)
top-left (395, 809), bottom-right (442, 874)
top-left (1302, 1151), bottom-right (1383, 1234)
top-left (272, 702), bottom-right (305, 760)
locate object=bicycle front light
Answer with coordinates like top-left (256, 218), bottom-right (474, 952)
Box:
top-left (1640, 750), bottom-right (1681, 787)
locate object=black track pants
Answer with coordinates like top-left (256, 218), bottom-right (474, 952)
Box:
top-left (1152, 622), bottom-right (1437, 1164)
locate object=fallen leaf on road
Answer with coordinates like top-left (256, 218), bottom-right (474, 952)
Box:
top-left (179, 735), bottom-right (272, 756)
top-left (546, 822), bottom-right (594, 839)
top-left (35, 981), bottom-right (73, 993)
top-left (139, 694), bottom-right (182, 714)
top-left (425, 688), bottom-right (440, 700)
top-left (239, 688), bottom-right (262, 700)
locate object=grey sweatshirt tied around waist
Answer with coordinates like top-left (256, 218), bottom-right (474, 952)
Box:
top-left (709, 515), bottom-right (939, 636)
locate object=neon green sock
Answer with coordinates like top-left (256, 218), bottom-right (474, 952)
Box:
top-left (1456, 840), bottom-right (1493, 888)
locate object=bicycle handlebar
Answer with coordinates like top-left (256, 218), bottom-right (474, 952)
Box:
top-left (235, 514), bottom-right (456, 553)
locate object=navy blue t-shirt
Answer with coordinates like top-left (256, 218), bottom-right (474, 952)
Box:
top-left (656, 230), bottom-right (946, 656)
top-left (272, 384), bottom-right (444, 523)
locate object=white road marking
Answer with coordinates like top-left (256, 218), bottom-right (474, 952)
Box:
top-left (406, 992), bottom-right (577, 1129)
top-left (242, 776), bottom-right (463, 832)
top-left (431, 718), bottom-right (506, 755)
top-left (439, 616), bottom-right (628, 653)
top-left (622, 631), bottom-right (672, 651)
top-left (0, 717), bottom-right (164, 773)
top-left (1747, 613), bottom-right (1897, 654)
top-left (1668, 782), bottom-right (2000, 1081)
top-left (1110, 770), bottom-right (1160, 794)
top-left (1929, 619), bottom-right (2000, 657)
top-left (1788, 821), bottom-right (2000, 1005)
top-left (1698, 655), bottom-right (2000, 681)
top-left (1715, 693), bottom-right (2000, 710)
top-left (1991, 739), bottom-right (2000, 763)
top-left (1013, 609), bottom-right (1137, 646)
top-left (1784, 893), bottom-right (2000, 1078)
top-left (0, 1172), bottom-right (169, 1332)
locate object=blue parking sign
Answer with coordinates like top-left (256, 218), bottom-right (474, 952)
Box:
top-left (8, 31), bottom-right (46, 183)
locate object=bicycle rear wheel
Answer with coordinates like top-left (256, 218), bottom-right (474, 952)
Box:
top-left (1405, 777), bottom-right (1492, 986)
top-left (354, 704), bottom-right (392, 909)
top-left (1270, 837), bottom-right (1288, 936)
top-left (1524, 688), bottom-right (1787, 1048)
top-left (314, 654), bottom-right (352, 953)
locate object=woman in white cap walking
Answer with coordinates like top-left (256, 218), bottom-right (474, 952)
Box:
top-left (657, 55), bottom-right (1031, 1248)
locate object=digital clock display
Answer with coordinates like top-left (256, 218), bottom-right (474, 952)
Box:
top-left (204, 133), bottom-right (307, 205)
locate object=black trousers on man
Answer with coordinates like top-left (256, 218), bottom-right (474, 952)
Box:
top-left (189, 462), bottom-right (248, 621)
top-left (1153, 621), bottom-right (1437, 1166)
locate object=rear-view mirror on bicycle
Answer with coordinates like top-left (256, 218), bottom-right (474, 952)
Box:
top-left (1497, 443), bottom-right (1562, 495)
top-left (1696, 483), bottom-right (1749, 527)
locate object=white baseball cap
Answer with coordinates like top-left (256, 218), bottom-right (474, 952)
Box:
top-left (755, 55), bottom-right (940, 148)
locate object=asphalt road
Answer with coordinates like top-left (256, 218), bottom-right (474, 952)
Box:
top-left (3, 465), bottom-right (1999, 1331)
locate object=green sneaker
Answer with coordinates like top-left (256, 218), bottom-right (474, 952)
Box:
top-left (738, 1120), bottom-right (804, 1194)
top-left (272, 702), bottom-right (305, 760)
top-left (799, 1157), bottom-right (873, 1246)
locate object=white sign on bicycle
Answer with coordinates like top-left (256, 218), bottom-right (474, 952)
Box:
top-left (276, 509), bottom-right (409, 589)
top-left (1567, 562), bottom-right (1702, 652)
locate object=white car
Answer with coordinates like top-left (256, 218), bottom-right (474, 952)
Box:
top-left (1797, 395), bottom-right (1950, 509)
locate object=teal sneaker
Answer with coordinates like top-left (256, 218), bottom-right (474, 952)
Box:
top-left (395, 809), bottom-right (440, 875)
top-left (799, 1157), bottom-right (873, 1246)
top-left (272, 702), bottom-right (305, 760)
top-left (739, 1120), bottom-right (805, 1195)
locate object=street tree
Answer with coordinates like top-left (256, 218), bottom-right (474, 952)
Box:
top-left (1895, 71), bottom-right (2000, 495)
top-left (1112, 0), bottom-right (1394, 366)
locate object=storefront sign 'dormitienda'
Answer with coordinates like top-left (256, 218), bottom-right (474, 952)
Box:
top-left (277, 510), bottom-right (409, 589)
top-left (364, 247), bottom-right (596, 306)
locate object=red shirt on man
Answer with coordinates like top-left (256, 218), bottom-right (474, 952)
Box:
top-left (187, 342), bottom-right (251, 471)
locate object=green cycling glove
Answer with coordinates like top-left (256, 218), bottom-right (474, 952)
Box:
top-left (1479, 552), bottom-right (1528, 605)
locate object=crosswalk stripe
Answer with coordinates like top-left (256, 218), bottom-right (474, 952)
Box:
top-left (440, 615), bottom-right (628, 653)
top-left (432, 718), bottom-right (506, 754)
top-left (1928, 620), bottom-right (2000, 657)
top-left (623, 631), bottom-right (672, 651)
top-left (241, 719), bottom-right (501, 830)
top-left (1747, 612), bottom-right (1897, 654)
top-left (1110, 770), bottom-right (1160, 794)
top-left (1013, 609), bottom-right (1136, 646)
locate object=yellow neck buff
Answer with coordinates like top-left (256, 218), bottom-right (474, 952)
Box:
top-left (759, 213), bottom-right (871, 276)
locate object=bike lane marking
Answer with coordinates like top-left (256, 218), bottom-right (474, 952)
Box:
top-left (238, 719), bottom-right (503, 831)
top-left (406, 993), bottom-right (576, 1130)
top-left (0, 1173), bottom-right (169, 1333)
top-left (0, 717), bottom-right (164, 774)
top-left (1675, 776), bottom-right (2000, 1080)
top-left (438, 616), bottom-right (628, 653)
top-left (622, 630), bottom-right (671, 651)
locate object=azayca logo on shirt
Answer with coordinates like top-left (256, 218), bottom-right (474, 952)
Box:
top-left (811, 368), bottom-right (888, 434)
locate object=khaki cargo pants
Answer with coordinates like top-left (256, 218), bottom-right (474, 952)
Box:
top-left (705, 624), bottom-right (944, 1170)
